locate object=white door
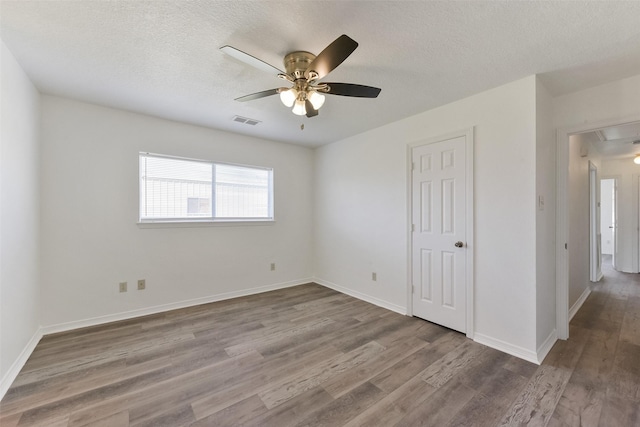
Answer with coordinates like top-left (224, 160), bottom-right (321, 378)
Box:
top-left (600, 179), bottom-right (614, 256)
top-left (411, 135), bottom-right (468, 333)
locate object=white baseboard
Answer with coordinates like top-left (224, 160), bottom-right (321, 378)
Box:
top-left (473, 332), bottom-right (540, 365)
top-left (536, 328), bottom-right (557, 364)
top-left (41, 278), bottom-right (313, 335)
top-left (569, 287), bottom-right (591, 321)
top-left (313, 278), bottom-right (407, 315)
top-left (1, 327), bottom-right (43, 401)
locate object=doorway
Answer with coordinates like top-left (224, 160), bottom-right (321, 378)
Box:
top-left (556, 118), bottom-right (640, 340)
top-left (600, 178), bottom-right (617, 270)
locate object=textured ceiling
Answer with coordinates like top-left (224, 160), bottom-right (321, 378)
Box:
top-left (1, 1), bottom-right (640, 147)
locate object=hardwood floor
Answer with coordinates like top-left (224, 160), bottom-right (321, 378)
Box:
top-left (1, 261), bottom-right (639, 426)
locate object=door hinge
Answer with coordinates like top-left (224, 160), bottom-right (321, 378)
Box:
top-left (411, 162), bottom-right (415, 171)
top-left (411, 224), bottom-right (415, 232)
top-left (565, 243), bottom-right (568, 250)
top-left (412, 285), bottom-right (415, 294)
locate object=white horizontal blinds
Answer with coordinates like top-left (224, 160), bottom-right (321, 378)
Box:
top-left (140, 155), bottom-right (213, 219)
top-left (139, 153), bottom-right (273, 221)
top-left (215, 164), bottom-right (270, 218)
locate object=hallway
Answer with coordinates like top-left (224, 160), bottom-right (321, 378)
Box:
top-left (547, 257), bottom-right (640, 425)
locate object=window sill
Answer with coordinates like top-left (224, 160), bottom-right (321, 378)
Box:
top-left (137, 219), bottom-right (275, 229)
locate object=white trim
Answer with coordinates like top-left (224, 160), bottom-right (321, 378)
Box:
top-left (474, 333), bottom-right (540, 365)
top-left (406, 127), bottom-right (475, 338)
top-left (465, 127), bottom-right (475, 339)
top-left (569, 286), bottom-right (592, 321)
top-left (536, 329), bottom-right (558, 364)
top-left (556, 127), bottom-right (570, 340)
top-left (314, 278), bottom-right (407, 315)
top-left (589, 161), bottom-right (600, 283)
top-left (406, 146), bottom-right (414, 317)
top-left (635, 174), bottom-right (640, 273)
top-left (1, 327), bottom-right (43, 400)
top-left (41, 278), bottom-right (312, 335)
top-left (137, 219), bottom-right (275, 229)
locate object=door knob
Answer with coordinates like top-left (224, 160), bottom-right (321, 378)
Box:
top-left (454, 241), bottom-right (464, 248)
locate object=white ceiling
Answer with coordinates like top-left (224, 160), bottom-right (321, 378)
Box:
top-left (2, 1), bottom-right (640, 147)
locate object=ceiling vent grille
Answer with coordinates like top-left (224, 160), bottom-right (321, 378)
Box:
top-left (232, 115), bottom-right (261, 126)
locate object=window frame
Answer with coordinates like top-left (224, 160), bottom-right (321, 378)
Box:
top-left (138, 152), bottom-right (274, 225)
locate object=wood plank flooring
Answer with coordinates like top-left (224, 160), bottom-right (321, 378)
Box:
top-left (1, 260), bottom-right (639, 426)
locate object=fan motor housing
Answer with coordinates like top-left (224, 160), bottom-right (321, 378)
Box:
top-left (284, 51), bottom-right (315, 78)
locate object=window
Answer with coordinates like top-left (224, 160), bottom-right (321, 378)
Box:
top-left (139, 153), bottom-right (273, 222)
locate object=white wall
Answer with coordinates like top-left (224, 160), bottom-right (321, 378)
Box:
top-left (0, 41), bottom-right (41, 394)
top-left (601, 158), bottom-right (639, 273)
top-left (315, 76), bottom-right (540, 358)
top-left (567, 135), bottom-right (601, 308)
top-left (40, 96), bottom-right (314, 328)
top-left (554, 74), bottom-right (640, 131)
top-left (535, 78), bottom-right (556, 350)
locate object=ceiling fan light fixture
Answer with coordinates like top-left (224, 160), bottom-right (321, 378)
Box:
top-left (279, 88), bottom-right (297, 107)
top-left (292, 99), bottom-right (307, 116)
top-left (634, 154), bottom-right (640, 165)
top-left (308, 91), bottom-right (325, 110)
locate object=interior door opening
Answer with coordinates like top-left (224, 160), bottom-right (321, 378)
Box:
top-left (600, 178), bottom-right (617, 271)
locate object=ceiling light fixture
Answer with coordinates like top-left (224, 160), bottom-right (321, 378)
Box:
top-left (292, 98), bottom-right (307, 116)
top-left (634, 154), bottom-right (640, 165)
top-left (226, 37), bottom-right (381, 118)
top-left (279, 85), bottom-right (326, 116)
top-left (279, 88), bottom-right (296, 107)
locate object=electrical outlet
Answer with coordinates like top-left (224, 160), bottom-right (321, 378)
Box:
top-left (119, 282), bottom-right (127, 293)
top-left (270, 263), bottom-right (276, 271)
top-left (137, 279), bottom-right (146, 290)
top-left (372, 272), bottom-right (377, 281)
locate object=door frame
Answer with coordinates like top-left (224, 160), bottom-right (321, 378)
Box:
top-left (406, 127), bottom-right (475, 339)
top-left (556, 114), bottom-right (640, 340)
top-left (589, 161), bottom-right (602, 282)
top-left (636, 174), bottom-right (640, 273)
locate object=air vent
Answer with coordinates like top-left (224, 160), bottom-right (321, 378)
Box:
top-left (232, 115), bottom-right (261, 126)
top-left (633, 140), bottom-right (640, 145)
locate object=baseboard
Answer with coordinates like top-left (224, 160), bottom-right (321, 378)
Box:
top-left (473, 332), bottom-right (539, 365)
top-left (313, 278), bottom-right (407, 315)
top-left (536, 328), bottom-right (557, 364)
top-left (1, 327), bottom-right (43, 401)
top-left (41, 278), bottom-right (313, 335)
top-left (569, 287), bottom-right (591, 321)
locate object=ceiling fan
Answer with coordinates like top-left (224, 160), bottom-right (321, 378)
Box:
top-left (221, 35), bottom-right (381, 118)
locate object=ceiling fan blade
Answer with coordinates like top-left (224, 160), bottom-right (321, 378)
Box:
top-left (235, 89), bottom-right (279, 102)
top-left (305, 99), bottom-right (319, 118)
top-left (220, 45), bottom-right (284, 75)
top-left (305, 35), bottom-right (358, 80)
top-left (323, 83), bottom-right (381, 98)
